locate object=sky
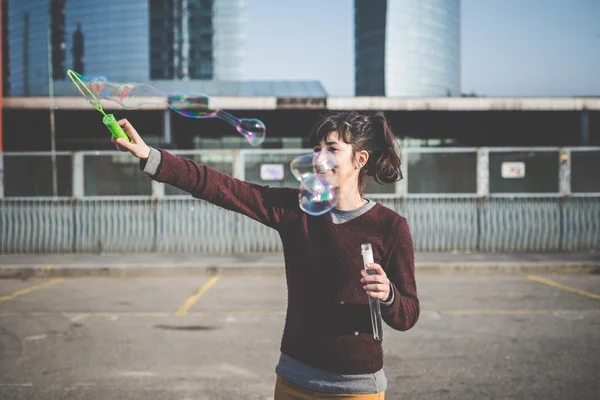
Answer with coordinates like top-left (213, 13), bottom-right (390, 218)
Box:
top-left (243, 0), bottom-right (600, 97)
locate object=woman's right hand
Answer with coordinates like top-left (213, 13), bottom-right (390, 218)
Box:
top-left (111, 118), bottom-right (151, 159)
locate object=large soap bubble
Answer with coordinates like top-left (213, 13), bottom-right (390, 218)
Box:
top-left (290, 151), bottom-right (338, 215)
top-left (67, 69), bottom-right (265, 146)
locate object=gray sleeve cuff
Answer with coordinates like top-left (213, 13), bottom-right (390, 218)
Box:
top-left (380, 283), bottom-right (395, 307)
top-left (142, 147), bottom-right (161, 177)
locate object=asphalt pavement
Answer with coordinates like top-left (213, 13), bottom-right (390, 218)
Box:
top-left (0, 273), bottom-right (599, 399)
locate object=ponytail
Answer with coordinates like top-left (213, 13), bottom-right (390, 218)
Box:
top-left (364, 115), bottom-right (403, 184)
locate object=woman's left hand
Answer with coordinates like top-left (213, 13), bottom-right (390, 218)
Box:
top-left (361, 263), bottom-right (391, 302)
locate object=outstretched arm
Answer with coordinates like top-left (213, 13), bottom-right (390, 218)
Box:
top-left (113, 119), bottom-right (297, 230)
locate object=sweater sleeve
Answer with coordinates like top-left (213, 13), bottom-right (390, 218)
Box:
top-left (147, 149), bottom-right (297, 230)
top-left (380, 219), bottom-right (420, 331)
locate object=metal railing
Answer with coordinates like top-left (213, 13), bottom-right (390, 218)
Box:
top-left (1, 147), bottom-right (599, 253)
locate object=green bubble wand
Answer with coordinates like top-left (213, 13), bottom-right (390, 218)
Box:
top-left (67, 69), bottom-right (130, 142)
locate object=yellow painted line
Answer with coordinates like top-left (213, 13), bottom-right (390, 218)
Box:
top-left (61, 312), bottom-right (171, 317)
top-left (439, 309), bottom-right (600, 316)
top-left (0, 278), bottom-right (64, 302)
top-left (0, 312), bottom-right (17, 317)
top-left (0, 312), bottom-right (172, 317)
top-left (224, 311), bottom-right (286, 316)
top-left (525, 274), bottom-right (600, 300)
top-left (187, 310), bottom-right (287, 317)
top-left (175, 276), bottom-right (220, 316)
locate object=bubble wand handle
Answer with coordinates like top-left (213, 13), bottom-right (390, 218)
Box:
top-left (361, 243), bottom-right (383, 341)
top-left (102, 114), bottom-right (130, 142)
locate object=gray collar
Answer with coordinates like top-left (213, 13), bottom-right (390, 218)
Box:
top-left (328, 199), bottom-right (376, 224)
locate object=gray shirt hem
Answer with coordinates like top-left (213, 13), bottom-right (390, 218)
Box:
top-left (275, 353), bottom-right (387, 394)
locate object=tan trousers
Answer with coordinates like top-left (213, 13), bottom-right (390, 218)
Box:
top-left (274, 377), bottom-right (385, 400)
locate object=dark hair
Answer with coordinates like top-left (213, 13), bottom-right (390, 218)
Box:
top-left (308, 111), bottom-right (403, 194)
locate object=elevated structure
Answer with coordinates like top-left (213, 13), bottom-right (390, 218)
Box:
top-left (4, 96), bottom-right (600, 111)
top-left (2, 91), bottom-right (598, 151)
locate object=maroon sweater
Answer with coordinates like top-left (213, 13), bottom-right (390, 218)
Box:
top-left (153, 150), bottom-right (419, 374)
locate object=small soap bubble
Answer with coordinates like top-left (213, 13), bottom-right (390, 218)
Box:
top-left (237, 118), bottom-right (266, 146)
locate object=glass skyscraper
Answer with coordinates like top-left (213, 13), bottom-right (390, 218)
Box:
top-left (8, 0), bottom-right (245, 96)
top-left (355, 0), bottom-right (460, 97)
top-left (149, 0), bottom-right (243, 80)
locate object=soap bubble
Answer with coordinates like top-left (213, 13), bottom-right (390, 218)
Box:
top-left (290, 151), bottom-right (338, 215)
top-left (67, 70), bottom-right (265, 146)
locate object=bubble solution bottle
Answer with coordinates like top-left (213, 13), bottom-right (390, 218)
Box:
top-left (361, 243), bottom-right (383, 341)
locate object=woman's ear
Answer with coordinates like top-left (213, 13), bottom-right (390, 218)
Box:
top-left (355, 150), bottom-right (369, 169)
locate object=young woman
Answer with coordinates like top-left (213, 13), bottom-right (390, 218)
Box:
top-left (113, 111), bottom-right (419, 399)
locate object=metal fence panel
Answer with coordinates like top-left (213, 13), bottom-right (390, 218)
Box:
top-left (562, 197), bottom-right (600, 251)
top-left (233, 211), bottom-right (282, 252)
top-left (156, 199), bottom-right (283, 253)
top-left (156, 199), bottom-right (236, 253)
top-left (75, 199), bottom-right (155, 253)
top-left (1, 197), bottom-right (599, 253)
top-left (375, 198), bottom-right (479, 251)
top-left (0, 199), bottom-right (74, 253)
top-left (406, 198), bottom-right (479, 252)
top-left (480, 198), bottom-right (561, 252)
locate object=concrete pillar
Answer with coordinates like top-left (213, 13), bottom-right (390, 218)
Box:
top-left (580, 111), bottom-right (590, 145)
top-left (559, 149), bottom-right (571, 195)
top-left (163, 110), bottom-right (172, 145)
top-left (72, 152), bottom-right (84, 199)
top-left (233, 150), bottom-right (245, 181)
top-left (477, 148), bottom-right (489, 196)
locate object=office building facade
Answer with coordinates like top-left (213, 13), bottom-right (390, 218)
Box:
top-left (8, 0), bottom-right (245, 96)
top-left (2, 0), bottom-right (9, 95)
top-left (355, 0), bottom-right (460, 97)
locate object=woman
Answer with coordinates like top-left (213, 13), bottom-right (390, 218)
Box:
top-left (113, 111), bottom-right (419, 399)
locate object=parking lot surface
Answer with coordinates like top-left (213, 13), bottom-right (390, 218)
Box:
top-left (0, 273), bottom-right (599, 399)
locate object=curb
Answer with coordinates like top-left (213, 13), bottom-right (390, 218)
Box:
top-left (415, 262), bottom-right (600, 275)
top-left (1, 262), bottom-right (598, 278)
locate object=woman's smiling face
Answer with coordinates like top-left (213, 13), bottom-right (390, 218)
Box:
top-left (313, 131), bottom-right (367, 189)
